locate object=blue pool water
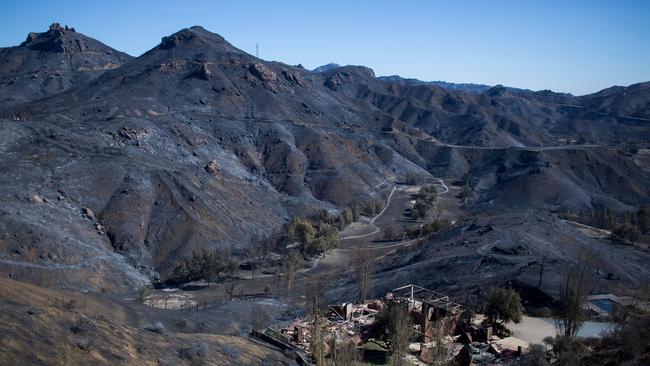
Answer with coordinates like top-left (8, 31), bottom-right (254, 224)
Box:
top-left (590, 298), bottom-right (616, 314)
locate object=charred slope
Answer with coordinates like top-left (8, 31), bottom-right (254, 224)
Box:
top-left (0, 23), bottom-right (131, 106)
top-left (0, 25), bottom-right (648, 293)
top-left (416, 143), bottom-right (650, 211)
top-left (0, 27), bottom-right (407, 290)
top-left (578, 82), bottom-right (650, 120)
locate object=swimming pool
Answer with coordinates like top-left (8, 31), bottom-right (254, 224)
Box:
top-left (590, 298), bottom-right (616, 314)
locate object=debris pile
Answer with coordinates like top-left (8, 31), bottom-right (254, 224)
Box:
top-left (257, 284), bottom-right (538, 365)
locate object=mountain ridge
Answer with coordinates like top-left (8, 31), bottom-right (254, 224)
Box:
top-left (0, 25), bottom-right (648, 293)
top-left (0, 23), bottom-right (132, 105)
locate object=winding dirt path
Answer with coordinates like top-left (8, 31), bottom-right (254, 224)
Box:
top-left (243, 177), bottom-right (451, 278)
top-left (340, 185), bottom-right (397, 241)
top-left (309, 177), bottom-right (452, 272)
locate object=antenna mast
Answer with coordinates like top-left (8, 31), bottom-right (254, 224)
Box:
top-left (256, 43), bottom-right (259, 58)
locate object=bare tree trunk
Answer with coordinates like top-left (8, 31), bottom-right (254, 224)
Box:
top-left (308, 280), bottom-right (326, 365)
top-left (355, 248), bottom-right (375, 303)
top-left (538, 255), bottom-right (547, 288)
top-left (389, 303), bottom-right (412, 366)
top-left (225, 280), bottom-right (236, 302)
top-left (283, 250), bottom-right (303, 296)
top-left (556, 264), bottom-right (587, 339)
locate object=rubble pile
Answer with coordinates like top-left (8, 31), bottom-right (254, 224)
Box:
top-left (257, 284), bottom-right (536, 365)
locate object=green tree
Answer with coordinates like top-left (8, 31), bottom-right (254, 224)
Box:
top-left (375, 302), bottom-right (413, 366)
top-left (409, 185), bottom-right (438, 220)
top-left (375, 199), bottom-right (385, 214)
top-left (287, 218), bottom-right (316, 245)
top-left (520, 344), bottom-right (550, 366)
top-left (172, 249), bottom-right (229, 284)
top-left (485, 287), bottom-right (524, 325)
top-left (304, 237), bottom-right (326, 256)
top-left (318, 222), bottom-right (339, 251)
top-left (318, 209), bottom-right (331, 224)
top-left (341, 207), bottom-right (354, 225)
top-left (172, 260), bottom-right (191, 282)
top-left (410, 201), bottom-right (428, 220)
top-left (352, 205), bottom-right (361, 222)
top-left (544, 335), bottom-right (585, 365)
top-left (364, 202), bottom-right (376, 216)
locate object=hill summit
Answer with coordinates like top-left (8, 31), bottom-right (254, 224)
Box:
top-left (0, 23), bottom-right (131, 105)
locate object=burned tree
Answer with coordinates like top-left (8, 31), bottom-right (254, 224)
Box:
top-left (384, 225), bottom-right (403, 241)
top-left (308, 279), bottom-right (327, 365)
top-left (331, 339), bottom-right (358, 366)
top-left (245, 237), bottom-right (261, 280)
top-left (556, 265), bottom-right (587, 339)
top-left (251, 304), bottom-right (270, 333)
top-left (310, 318), bottom-right (326, 365)
top-left (225, 280), bottom-right (237, 301)
top-left (538, 255), bottom-right (547, 288)
top-left (283, 249), bottom-right (304, 294)
top-left (354, 248), bottom-right (375, 303)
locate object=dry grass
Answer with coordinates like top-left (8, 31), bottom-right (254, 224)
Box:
top-left (0, 278), bottom-right (288, 365)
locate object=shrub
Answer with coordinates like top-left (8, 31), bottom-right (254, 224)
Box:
top-left (536, 307), bottom-right (553, 318)
top-left (171, 249), bottom-right (231, 283)
top-left (484, 287), bottom-right (523, 325)
top-left (520, 344), bottom-right (550, 366)
top-left (251, 305), bottom-right (271, 332)
top-left (384, 225), bottom-right (403, 241)
top-left (341, 208), bottom-right (354, 225)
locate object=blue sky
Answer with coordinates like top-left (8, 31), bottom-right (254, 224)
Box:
top-left (1, 0), bottom-right (648, 95)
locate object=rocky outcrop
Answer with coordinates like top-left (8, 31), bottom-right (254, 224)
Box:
top-left (81, 207), bottom-right (95, 221)
top-left (248, 63), bottom-right (277, 82)
top-left (204, 160), bottom-right (220, 175)
top-left (282, 70), bottom-right (306, 86)
top-left (193, 62), bottom-right (213, 80)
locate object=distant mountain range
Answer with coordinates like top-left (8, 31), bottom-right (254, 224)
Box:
top-left (377, 74), bottom-right (531, 94)
top-left (313, 63), bottom-right (538, 95)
